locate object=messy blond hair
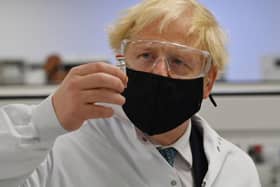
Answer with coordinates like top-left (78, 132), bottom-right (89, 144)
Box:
top-left (108, 0), bottom-right (228, 71)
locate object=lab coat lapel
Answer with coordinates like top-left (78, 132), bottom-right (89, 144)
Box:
top-left (192, 115), bottom-right (232, 187)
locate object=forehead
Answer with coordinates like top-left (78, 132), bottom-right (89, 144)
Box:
top-left (131, 18), bottom-right (193, 47)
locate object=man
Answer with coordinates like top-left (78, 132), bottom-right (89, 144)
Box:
top-left (0, 0), bottom-right (260, 186)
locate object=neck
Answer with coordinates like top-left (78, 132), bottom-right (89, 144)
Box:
top-left (150, 120), bottom-right (190, 146)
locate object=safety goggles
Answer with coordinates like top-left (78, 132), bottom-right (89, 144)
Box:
top-left (117, 39), bottom-right (212, 79)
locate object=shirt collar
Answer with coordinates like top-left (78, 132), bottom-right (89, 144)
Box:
top-left (136, 121), bottom-right (193, 168)
top-left (169, 121), bottom-right (193, 168)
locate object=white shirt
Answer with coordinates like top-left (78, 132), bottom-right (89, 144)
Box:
top-left (137, 122), bottom-right (193, 187)
top-left (168, 123), bottom-right (193, 187)
top-left (0, 96), bottom-right (261, 187)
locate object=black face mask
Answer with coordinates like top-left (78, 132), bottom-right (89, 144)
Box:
top-left (122, 68), bottom-right (203, 135)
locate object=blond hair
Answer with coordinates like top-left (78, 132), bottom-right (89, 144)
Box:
top-left (108, 0), bottom-right (228, 71)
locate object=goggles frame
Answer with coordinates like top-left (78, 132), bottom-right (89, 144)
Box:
top-left (118, 39), bottom-right (213, 79)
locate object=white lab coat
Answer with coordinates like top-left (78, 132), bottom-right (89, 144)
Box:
top-left (0, 96), bottom-right (261, 187)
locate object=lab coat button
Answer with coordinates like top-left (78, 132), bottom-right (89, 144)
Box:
top-left (171, 180), bottom-right (177, 186)
top-left (202, 180), bottom-right (206, 187)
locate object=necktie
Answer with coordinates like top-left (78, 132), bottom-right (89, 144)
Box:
top-left (157, 147), bottom-right (177, 166)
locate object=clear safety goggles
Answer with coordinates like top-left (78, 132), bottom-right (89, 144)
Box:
top-left (117, 39), bottom-right (212, 79)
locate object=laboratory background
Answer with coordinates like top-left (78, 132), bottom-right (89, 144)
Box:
top-left (0, 0), bottom-right (279, 186)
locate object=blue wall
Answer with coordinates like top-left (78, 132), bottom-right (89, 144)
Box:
top-left (200, 0), bottom-right (280, 81)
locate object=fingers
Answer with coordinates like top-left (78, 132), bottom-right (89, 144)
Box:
top-left (82, 104), bottom-right (114, 120)
top-left (78, 73), bottom-right (126, 92)
top-left (81, 89), bottom-right (125, 105)
top-left (52, 62), bottom-right (128, 131)
top-left (64, 105), bottom-right (114, 131)
top-left (70, 62), bottom-right (127, 85)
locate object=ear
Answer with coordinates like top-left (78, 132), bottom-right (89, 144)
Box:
top-left (203, 66), bottom-right (218, 99)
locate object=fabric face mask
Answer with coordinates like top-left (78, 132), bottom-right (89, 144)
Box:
top-left (122, 67), bottom-right (203, 135)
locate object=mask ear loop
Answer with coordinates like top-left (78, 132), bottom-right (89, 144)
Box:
top-left (209, 94), bottom-right (217, 107)
top-left (205, 58), bottom-right (217, 107)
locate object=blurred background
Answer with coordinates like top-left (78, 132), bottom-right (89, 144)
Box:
top-left (0, 1), bottom-right (279, 186)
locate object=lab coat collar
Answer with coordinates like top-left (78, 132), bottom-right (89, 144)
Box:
top-left (192, 114), bottom-right (232, 187)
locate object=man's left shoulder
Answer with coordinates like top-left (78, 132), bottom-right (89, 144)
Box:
top-left (217, 140), bottom-right (261, 186)
top-left (223, 140), bottom-right (256, 171)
